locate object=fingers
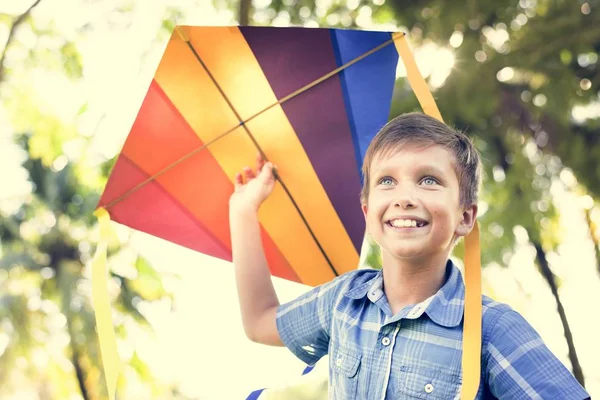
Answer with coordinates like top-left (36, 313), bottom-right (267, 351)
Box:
top-left (234, 172), bottom-right (243, 191)
top-left (243, 166), bottom-right (255, 182)
top-left (259, 162), bottom-right (276, 183)
top-left (235, 153), bottom-right (274, 188)
top-left (256, 152), bottom-right (265, 172)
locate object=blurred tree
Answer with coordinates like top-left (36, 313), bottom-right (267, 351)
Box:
top-left (0, 1), bottom-right (192, 399)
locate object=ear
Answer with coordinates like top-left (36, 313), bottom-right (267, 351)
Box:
top-left (361, 202), bottom-right (368, 222)
top-left (455, 203), bottom-right (478, 238)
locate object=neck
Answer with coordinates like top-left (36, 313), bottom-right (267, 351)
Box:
top-left (381, 252), bottom-right (449, 315)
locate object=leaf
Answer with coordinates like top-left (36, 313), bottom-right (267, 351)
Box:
top-left (60, 41), bottom-right (83, 79)
top-left (129, 351), bottom-right (152, 381)
top-left (128, 256), bottom-right (168, 301)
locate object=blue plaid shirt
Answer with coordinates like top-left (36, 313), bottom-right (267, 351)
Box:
top-left (276, 261), bottom-right (589, 399)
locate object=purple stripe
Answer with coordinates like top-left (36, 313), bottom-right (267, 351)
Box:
top-left (240, 26), bottom-right (364, 252)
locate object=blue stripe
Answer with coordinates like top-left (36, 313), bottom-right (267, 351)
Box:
top-left (330, 29), bottom-right (398, 183)
top-left (330, 29), bottom-right (362, 183)
top-left (246, 388), bottom-right (265, 400)
top-left (302, 364), bottom-right (315, 375)
top-left (246, 364), bottom-right (314, 398)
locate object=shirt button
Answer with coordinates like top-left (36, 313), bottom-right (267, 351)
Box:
top-left (381, 337), bottom-right (391, 346)
top-left (336, 357), bottom-right (342, 367)
top-left (424, 383), bottom-right (434, 393)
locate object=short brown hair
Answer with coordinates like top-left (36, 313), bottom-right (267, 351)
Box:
top-left (360, 112), bottom-right (482, 207)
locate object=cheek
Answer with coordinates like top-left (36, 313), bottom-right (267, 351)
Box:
top-left (370, 200), bottom-right (389, 219)
top-left (365, 199), bottom-right (385, 225)
top-left (370, 191), bottom-right (393, 208)
top-left (431, 209), bottom-right (450, 229)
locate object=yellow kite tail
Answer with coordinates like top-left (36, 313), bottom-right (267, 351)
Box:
top-left (394, 33), bottom-right (482, 400)
top-left (463, 222), bottom-right (482, 399)
top-left (92, 207), bottom-right (121, 400)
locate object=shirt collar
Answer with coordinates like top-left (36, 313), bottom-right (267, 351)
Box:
top-left (344, 269), bottom-right (383, 300)
top-left (424, 260), bottom-right (465, 327)
top-left (343, 260), bottom-right (465, 328)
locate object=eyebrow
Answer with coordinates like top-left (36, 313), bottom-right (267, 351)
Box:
top-left (372, 164), bottom-right (449, 178)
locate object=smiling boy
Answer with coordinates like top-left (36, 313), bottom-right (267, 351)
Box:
top-left (229, 112), bottom-right (589, 399)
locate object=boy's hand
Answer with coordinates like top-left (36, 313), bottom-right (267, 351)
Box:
top-left (230, 153), bottom-right (276, 215)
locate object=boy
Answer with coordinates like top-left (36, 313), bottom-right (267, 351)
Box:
top-left (229, 112), bottom-right (590, 399)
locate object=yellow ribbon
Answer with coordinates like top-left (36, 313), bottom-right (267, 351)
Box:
top-left (92, 207), bottom-right (120, 400)
top-left (395, 34), bottom-right (482, 399)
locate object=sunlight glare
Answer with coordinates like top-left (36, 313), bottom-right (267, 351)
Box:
top-left (396, 42), bottom-right (455, 89)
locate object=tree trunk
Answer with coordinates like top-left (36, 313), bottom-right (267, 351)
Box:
top-left (584, 207), bottom-right (600, 277)
top-left (238, 0), bottom-right (251, 26)
top-left (531, 240), bottom-right (585, 387)
top-left (57, 267), bottom-right (91, 400)
top-left (67, 317), bottom-right (91, 400)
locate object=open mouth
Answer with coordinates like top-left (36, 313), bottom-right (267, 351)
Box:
top-left (386, 219), bottom-right (429, 229)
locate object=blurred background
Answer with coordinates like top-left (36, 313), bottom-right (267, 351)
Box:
top-left (0, 0), bottom-right (599, 399)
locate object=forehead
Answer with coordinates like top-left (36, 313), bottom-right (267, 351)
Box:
top-left (370, 143), bottom-right (457, 172)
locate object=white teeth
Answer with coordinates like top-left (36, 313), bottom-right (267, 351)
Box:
top-left (390, 219), bottom-right (420, 228)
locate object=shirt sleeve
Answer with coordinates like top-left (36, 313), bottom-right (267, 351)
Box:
top-left (485, 309), bottom-right (590, 400)
top-left (275, 271), bottom-right (356, 366)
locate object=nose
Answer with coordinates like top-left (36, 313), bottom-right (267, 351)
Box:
top-left (394, 182), bottom-right (417, 209)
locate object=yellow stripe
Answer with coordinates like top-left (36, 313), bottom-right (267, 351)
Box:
top-left (155, 27), bottom-right (359, 285)
top-left (395, 34), bottom-right (482, 400)
top-left (91, 208), bottom-right (120, 400)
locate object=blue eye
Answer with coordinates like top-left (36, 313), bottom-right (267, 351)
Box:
top-left (379, 177), bottom-right (394, 186)
top-left (421, 177), bottom-right (438, 186)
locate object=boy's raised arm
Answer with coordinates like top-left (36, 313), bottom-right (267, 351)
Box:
top-left (229, 156), bottom-right (283, 346)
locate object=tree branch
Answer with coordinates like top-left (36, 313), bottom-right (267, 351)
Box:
top-left (532, 239), bottom-right (586, 387)
top-left (584, 207), bottom-right (600, 279)
top-left (0, 0), bottom-right (43, 84)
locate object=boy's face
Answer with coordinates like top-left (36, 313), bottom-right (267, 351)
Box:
top-left (361, 143), bottom-right (476, 263)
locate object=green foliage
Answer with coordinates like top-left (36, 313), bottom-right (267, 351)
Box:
top-left (0, 2), bottom-right (187, 399)
top-left (60, 42), bottom-right (84, 79)
top-left (362, 235), bottom-right (382, 270)
top-left (130, 256), bottom-right (169, 301)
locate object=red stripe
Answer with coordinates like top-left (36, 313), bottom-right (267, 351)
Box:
top-left (100, 155), bottom-right (231, 259)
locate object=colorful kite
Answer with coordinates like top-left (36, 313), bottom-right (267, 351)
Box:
top-left (93, 26), bottom-right (482, 399)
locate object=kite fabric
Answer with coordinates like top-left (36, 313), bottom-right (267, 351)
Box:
top-left (92, 26), bottom-right (482, 400)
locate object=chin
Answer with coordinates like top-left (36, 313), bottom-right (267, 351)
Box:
top-left (383, 246), bottom-right (428, 260)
